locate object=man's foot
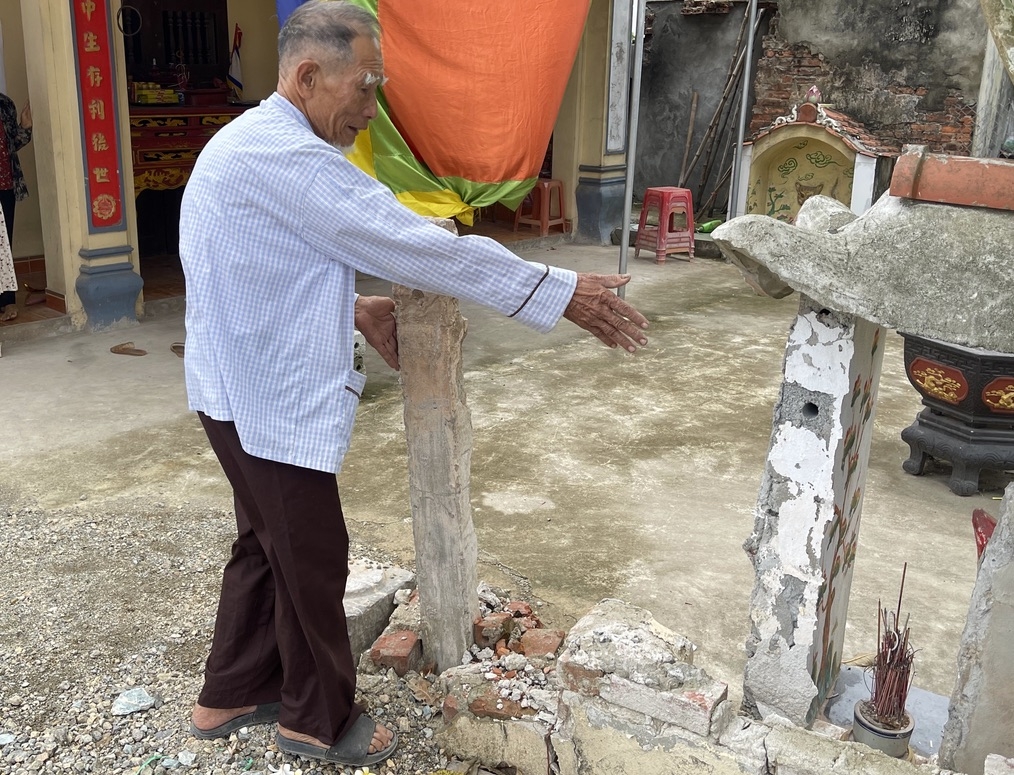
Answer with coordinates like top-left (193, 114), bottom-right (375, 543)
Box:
top-left (278, 716), bottom-right (394, 759)
top-left (190, 702), bottom-right (281, 739)
top-left (0, 306), bottom-right (16, 322)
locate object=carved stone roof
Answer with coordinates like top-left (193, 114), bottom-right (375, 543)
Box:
top-left (747, 102), bottom-right (901, 158)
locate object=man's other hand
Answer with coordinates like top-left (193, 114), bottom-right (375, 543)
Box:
top-left (562, 274), bottom-right (648, 352)
top-left (355, 295), bottom-right (399, 370)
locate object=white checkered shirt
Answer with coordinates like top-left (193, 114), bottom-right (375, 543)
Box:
top-left (180, 93), bottom-right (577, 473)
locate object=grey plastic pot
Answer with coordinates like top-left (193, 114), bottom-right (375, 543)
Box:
top-left (852, 700), bottom-right (915, 758)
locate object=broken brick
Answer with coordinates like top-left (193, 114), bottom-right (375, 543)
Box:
top-left (521, 628), bottom-right (565, 657)
top-left (473, 612), bottom-right (512, 648)
top-left (369, 630), bottom-right (421, 677)
top-left (505, 601), bottom-right (533, 617)
top-left (518, 615), bottom-right (542, 631)
top-left (469, 690), bottom-right (535, 721)
top-left (442, 693), bottom-right (461, 723)
top-left (559, 661), bottom-right (604, 696)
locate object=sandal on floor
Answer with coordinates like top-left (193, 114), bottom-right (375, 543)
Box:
top-left (110, 341), bottom-right (147, 356)
top-left (189, 702), bottom-right (281, 740)
top-left (275, 714), bottom-right (398, 766)
top-left (170, 342), bottom-right (185, 358)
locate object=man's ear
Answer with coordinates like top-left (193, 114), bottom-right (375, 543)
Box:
top-left (293, 59), bottom-right (319, 96)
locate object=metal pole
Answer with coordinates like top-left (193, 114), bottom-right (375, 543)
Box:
top-left (617, 0), bottom-right (646, 298)
top-left (727, 0), bottom-right (758, 219)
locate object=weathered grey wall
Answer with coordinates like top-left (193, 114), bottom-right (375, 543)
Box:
top-left (635, 0), bottom-right (987, 219)
top-left (776, 0), bottom-right (985, 120)
top-left (634, 4), bottom-right (765, 218)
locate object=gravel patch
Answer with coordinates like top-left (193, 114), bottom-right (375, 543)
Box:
top-left (0, 496), bottom-right (467, 775)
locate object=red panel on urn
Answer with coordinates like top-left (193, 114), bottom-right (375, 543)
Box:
top-left (908, 357), bottom-right (968, 405)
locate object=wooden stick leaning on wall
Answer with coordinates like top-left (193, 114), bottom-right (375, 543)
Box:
top-left (679, 91), bottom-right (699, 185)
top-left (678, 8), bottom-right (764, 190)
top-left (695, 164), bottom-right (733, 221)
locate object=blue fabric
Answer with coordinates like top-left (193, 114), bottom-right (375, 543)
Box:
top-left (180, 93), bottom-right (576, 474)
top-left (275, 0), bottom-right (306, 27)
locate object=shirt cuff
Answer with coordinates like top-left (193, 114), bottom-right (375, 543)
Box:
top-left (507, 265), bottom-right (577, 334)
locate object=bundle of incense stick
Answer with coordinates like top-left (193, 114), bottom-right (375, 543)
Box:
top-left (870, 563), bottom-right (915, 726)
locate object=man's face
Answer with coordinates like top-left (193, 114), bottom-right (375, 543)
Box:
top-left (305, 35), bottom-right (384, 149)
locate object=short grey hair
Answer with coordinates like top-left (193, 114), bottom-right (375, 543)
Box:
top-left (278, 1), bottom-right (380, 74)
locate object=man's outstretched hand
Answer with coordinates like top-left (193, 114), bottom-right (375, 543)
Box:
top-left (355, 295), bottom-right (399, 370)
top-left (563, 274), bottom-right (648, 352)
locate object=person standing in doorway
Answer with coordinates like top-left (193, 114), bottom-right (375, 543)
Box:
top-left (0, 92), bottom-right (32, 321)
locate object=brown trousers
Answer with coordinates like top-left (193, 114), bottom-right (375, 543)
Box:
top-left (197, 413), bottom-right (363, 745)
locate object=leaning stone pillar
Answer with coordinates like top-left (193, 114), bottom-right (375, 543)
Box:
top-left (393, 219), bottom-right (478, 673)
top-left (742, 299), bottom-right (885, 725)
top-left (712, 164), bottom-right (1014, 727)
top-left (939, 482), bottom-right (1014, 775)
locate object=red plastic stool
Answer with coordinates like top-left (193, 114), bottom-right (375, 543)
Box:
top-left (634, 186), bottom-right (695, 264)
top-left (514, 179), bottom-right (568, 237)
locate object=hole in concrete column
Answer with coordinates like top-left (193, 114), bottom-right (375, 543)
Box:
top-left (802, 402), bottom-right (820, 419)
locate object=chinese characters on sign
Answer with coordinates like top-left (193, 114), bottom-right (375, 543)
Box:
top-left (72, 0), bottom-right (125, 230)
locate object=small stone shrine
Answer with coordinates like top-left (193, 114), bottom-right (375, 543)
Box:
top-left (735, 93), bottom-right (899, 222)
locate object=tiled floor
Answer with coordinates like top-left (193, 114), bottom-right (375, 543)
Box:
top-left (1, 270), bottom-right (62, 326)
top-left (0, 216), bottom-right (556, 330)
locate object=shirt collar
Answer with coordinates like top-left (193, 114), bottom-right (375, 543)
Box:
top-left (266, 92), bottom-right (314, 134)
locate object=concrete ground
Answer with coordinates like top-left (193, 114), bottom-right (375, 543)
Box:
top-left (1, 243), bottom-right (1006, 715)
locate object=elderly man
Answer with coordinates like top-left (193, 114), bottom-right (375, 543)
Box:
top-left (180, 0), bottom-right (648, 766)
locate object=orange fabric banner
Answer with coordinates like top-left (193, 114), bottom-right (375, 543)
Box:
top-left (377, 0), bottom-right (591, 184)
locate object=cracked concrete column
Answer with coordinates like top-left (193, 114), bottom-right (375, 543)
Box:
top-left (940, 482), bottom-right (1014, 775)
top-left (711, 157), bottom-right (1014, 740)
top-left (709, 186), bottom-right (1014, 726)
top-left (741, 299), bottom-right (885, 725)
top-left (712, 196), bottom-right (887, 725)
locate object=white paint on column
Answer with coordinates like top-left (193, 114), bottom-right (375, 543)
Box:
top-left (777, 491), bottom-right (832, 569)
top-left (784, 311), bottom-right (854, 394)
top-left (769, 424), bottom-right (832, 484)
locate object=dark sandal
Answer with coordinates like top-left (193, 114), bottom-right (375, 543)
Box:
top-left (110, 341), bottom-right (147, 356)
top-left (275, 714), bottom-right (397, 765)
top-left (189, 702), bottom-right (281, 740)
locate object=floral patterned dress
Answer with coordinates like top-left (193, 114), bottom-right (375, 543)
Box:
top-left (0, 208), bottom-right (14, 295)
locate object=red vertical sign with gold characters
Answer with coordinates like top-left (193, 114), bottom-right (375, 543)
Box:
top-left (72, 0), bottom-right (125, 231)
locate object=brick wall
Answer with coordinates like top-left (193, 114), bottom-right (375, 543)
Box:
top-left (750, 33), bottom-right (975, 155)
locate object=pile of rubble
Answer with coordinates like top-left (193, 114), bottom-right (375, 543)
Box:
top-left (363, 582), bottom-right (568, 727)
top-left (681, 0), bottom-right (734, 15)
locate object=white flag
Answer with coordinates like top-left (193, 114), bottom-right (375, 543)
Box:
top-left (228, 24), bottom-right (243, 100)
